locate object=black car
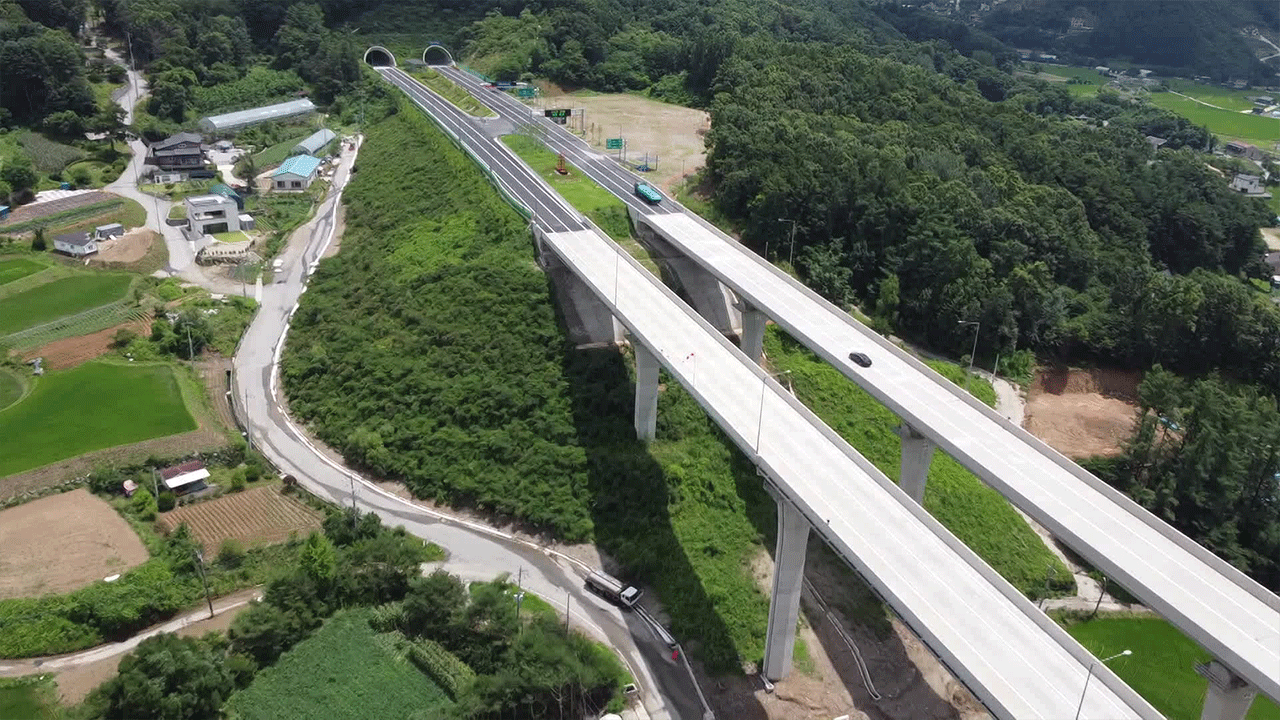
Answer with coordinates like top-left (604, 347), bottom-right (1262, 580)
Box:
top-left (848, 352), bottom-right (872, 368)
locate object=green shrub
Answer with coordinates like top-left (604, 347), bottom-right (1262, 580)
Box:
top-left (157, 491), bottom-right (176, 512)
top-left (405, 637), bottom-right (475, 700)
top-left (218, 539), bottom-right (247, 568)
top-left (72, 167), bottom-right (92, 187)
top-left (131, 487), bottom-right (158, 520)
top-left (229, 468), bottom-right (247, 492)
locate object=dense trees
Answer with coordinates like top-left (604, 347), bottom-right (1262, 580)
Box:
top-left (86, 633), bottom-right (238, 720)
top-left (1088, 370), bottom-right (1280, 591)
top-left (0, 0), bottom-right (95, 126)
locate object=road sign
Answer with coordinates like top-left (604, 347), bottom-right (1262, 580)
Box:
top-left (606, 138), bottom-right (623, 150)
top-left (544, 108), bottom-right (571, 119)
top-left (495, 81), bottom-right (516, 88)
top-left (516, 87), bottom-right (536, 97)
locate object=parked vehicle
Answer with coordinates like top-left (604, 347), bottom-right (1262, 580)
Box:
top-left (585, 570), bottom-right (643, 608)
top-left (634, 181), bottom-right (663, 205)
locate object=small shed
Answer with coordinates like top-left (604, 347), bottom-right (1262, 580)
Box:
top-left (291, 128), bottom-right (336, 157)
top-left (0, 205), bottom-right (9, 220)
top-left (53, 232), bottom-right (99, 257)
top-left (94, 223), bottom-right (124, 240)
top-left (238, 213), bottom-right (256, 231)
top-left (157, 460), bottom-right (211, 496)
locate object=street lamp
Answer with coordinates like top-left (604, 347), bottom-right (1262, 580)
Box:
top-left (755, 370), bottom-right (792, 453)
top-left (1074, 649), bottom-right (1132, 720)
top-left (777, 218), bottom-right (798, 266)
top-left (958, 320), bottom-right (979, 391)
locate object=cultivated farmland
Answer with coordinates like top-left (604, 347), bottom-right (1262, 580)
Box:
top-left (0, 273), bottom-right (132, 336)
top-left (0, 489), bottom-right (148, 600)
top-left (157, 485), bottom-right (323, 552)
top-left (1148, 93), bottom-right (1280, 147)
top-left (0, 362), bottom-right (196, 477)
top-left (224, 609), bottom-right (453, 720)
top-left (0, 258), bottom-right (45, 286)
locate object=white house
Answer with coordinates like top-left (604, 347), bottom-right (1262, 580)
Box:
top-left (1229, 174), bottom-right (1271, 198)
top-left (94, 223), bottom-right (124, 240)
top-left (271, 154), bottom-right (323, 191)
top-left (53, 232), bottom-right (98, 257)
top-left (185, 194), bottom-right (240, 235)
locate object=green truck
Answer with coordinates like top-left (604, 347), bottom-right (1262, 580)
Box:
top-left (634, 181), bottom-right (663, 205)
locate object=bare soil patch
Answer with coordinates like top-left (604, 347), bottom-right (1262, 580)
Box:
top-left (0, 488), bottom-right (148, 600)
top-left (536, 89), bottom-right (709, 192)
top-left (93, 228), bottom-right (153, 264)
top-left (1262, 227), bottom-right (1280, 252)
top-left (21, 318), bottom-right (150, 370)
top-left (157, 485), bottom-right (322, 552)
top-left (1024, 366), bottom-right (1141, 459)
top-left (0, 192), bottom-right (116, 231)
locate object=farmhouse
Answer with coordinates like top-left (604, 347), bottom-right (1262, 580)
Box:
top-left (271, 154), bottom-right (322, 191)
top-left (147, 132), bottom-right (206, 171)
top-left (198, 98), bottom-right (316, 133)
top-left (156, 460), bottom-right (210, 496)
top-left (1224, 141), bottom-right (1264, 161)
top-left (53, 231), bottom-right (98, 257)
top-left (185, 194), bottom-right (240, 235)
top-left (1229, 173), bottom-right (1270, 197)
top-left (291, 128), bottom-right (336, 157)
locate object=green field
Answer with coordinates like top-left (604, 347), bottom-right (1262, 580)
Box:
top-left (0, 273), bottom-right (132, 336)
top-left (1148, 93), bottom-right (1280, 146)
top-left (1165, 79), bottom-right (1263, 112)
top-left (0, 362), bottom-right (196, 477)
top-left (0, 258), bottom-right (45, 286)
top-left (0, 368), bottom-right (23, 411)
top-left (1038, 65), bottom-right (1108, 96)
top-left (408, 68), bottom-right (496, 118)
top-left (224, 609), bottom-right (452, 720)
top-left (764, 329), bottom-right (1074, 597)
top-left (1066, 617), bottom-right (1280, 720)
top-left (0, 676), bottom-right (57, 720)
top-left (253, 133), bottom-right (314, 167)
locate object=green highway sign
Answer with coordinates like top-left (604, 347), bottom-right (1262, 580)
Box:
top-left (517, 87), bottom-right (536, 97)
top-left (544, 108), bottom-right (571, 118)
top-left (606, 138), bottom-right (623, 150)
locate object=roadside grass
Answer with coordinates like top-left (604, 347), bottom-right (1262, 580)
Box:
top-left (225, 608), bottom-right (453, 720)
top-left (0, 361), bottom-right (197, 477)
top-left (245, 193), bottom-right (313, 234)
top-left (1064, 617), bottom-right (1280, 720)
top-left (408, 67), bottom-right (497, 118)
top-left (0, 258), bottom-right (46, 285)
top-left (1165, 79), bottom-right (1262, 111)
top-left (0, 273), bottom-right (133, 336)
top-left (764, 328), bottom-right (1075, 597)
top-left (253, 133), bottom-right (314, 168)
top-left (0, 676), bottom-right (57, 720)
top-left (1147, 93), bottom-right (1280, 147)
top-left (500, 134), bottom-right (635, 244)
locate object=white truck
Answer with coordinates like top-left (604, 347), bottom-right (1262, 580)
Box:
top-left (585, 570), bottom-right (643, 609)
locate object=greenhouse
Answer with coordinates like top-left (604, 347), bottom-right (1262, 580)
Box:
top-left (199, 98), bottom-right (316, 132)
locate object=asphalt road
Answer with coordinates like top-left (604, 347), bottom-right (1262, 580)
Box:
top-left (228, 136), bottom-right (705, 720)
top-left (435, 63), bottom-right (1280, 708)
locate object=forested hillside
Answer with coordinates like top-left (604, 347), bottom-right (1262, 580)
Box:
top-left (977, 0), bottom-right (1279, 84)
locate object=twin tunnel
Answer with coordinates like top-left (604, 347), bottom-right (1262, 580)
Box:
top-left (362, 44), bottom-right (454, 67)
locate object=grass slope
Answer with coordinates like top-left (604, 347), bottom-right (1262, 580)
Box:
top-left (224, 609), bottom-right (452, 720)
top-left (0, 258), bottom-right (45, 286)
top-left (764, 329), bottom-right (1073, 596)
top-left (1065, 617), bottom-right (1280, 720)
top-left (0, 273), bottom-right (132, 336)
top-left (0, 368), bottom-right (22, 411)
top-left (1148, 93), bottom-right (1280, 146)
top-left (409, 68), bottom-right (497, 117)
top-left (284, 105), bottom-right (773, 671)
top-left (0, 676), bottom-right (57, 720)
top-left (501, 134), bottom-right (631, 242)
top-left (0, 362), bottom-right (196, 477)
top-left (253, 133), bottom-right (314, 168)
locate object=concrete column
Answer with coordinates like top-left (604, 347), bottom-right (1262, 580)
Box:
top-left (634, 341), bottom-right (659, 442)
top-left (896, 423), bottom-right (936, 505)
top-left (739, 303), bottom-right (767, 364)
top-left (1197, 661), bottom-right (1257, 720)
top-left (762, 496), bottom-right (810, 681)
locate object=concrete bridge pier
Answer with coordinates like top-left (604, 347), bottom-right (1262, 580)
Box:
top-left (739, 301), bottom-right (767, 363)
top-left (896, 423), bottom-right (936, 504)
top-left (535, 229), bottom-right (622, 347)
top-left (1197, 661), bottom-right (1257, 720)
top-left (762, 488), bottom-right (811, 681)
top-left (634, 341), bottom-right (659, 442)
top-left (628, 208), bottom-right (742, 336)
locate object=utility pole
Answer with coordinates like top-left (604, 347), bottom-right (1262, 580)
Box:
top-left (194, 550), bottom-right (214, 618)
top-left (564, 590), bottom-right (571, 633)
top-left (185, 324), bottom-right (194, 361)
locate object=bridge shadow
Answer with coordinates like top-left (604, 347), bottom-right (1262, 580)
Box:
top-left (554, 317), bottom-right (768, 718)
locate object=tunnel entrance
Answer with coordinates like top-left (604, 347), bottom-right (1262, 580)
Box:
top-left (363, 46), bottom-right (396, 67)
top-left (422, 44), bottom-right (454, 65)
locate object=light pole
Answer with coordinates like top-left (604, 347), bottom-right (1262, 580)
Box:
top-left (777, 218), bottom-right (798, 266)
top-left (958, 320), bottom-right (979, 391)
top-left (1074, 649), bottom-right (1132, 720)
top-left (755, 370), bottom-right (792, 453)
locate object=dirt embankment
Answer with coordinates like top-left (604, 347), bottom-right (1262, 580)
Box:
top-left (1024, 366), bottom-right (1142, 459)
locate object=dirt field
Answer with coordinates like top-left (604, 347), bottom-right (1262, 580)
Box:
top-left (157, 486), bottom-right (323, 552)
top-left (21, 318), bottom-right (150, 370)
top-left (535, 88), bottom-right (710, 192)
top-left (0, 192), bottom-right (116, 231)
top-left (1024, 366), bottom-right (1142, 458)
top-left (1262, 227), bottom-right (1280, 252)
top-left (94, 228), bottom-right (155, 263)
top-left (0, 488), bottom-right (148, 600)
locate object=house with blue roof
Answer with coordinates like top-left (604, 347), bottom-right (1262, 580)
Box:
top-left (272, 155), bottom-right (323, 192)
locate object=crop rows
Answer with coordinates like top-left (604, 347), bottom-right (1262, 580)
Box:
top-left (3, 300), bottom-right (138, 351)
top-left (159, 486), bottom-right (322, 551)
